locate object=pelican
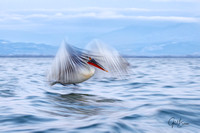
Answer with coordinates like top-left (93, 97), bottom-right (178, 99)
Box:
top-left (47, 40), bottom-right (129, 85)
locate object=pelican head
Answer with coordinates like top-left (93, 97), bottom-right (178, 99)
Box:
top-left (87, 57), bottom-right (108, 72)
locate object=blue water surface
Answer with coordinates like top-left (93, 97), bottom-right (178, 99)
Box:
top-left (0, 58), bottom-right (200, 133)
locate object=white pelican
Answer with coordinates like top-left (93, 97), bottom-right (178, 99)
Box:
top-left (47, 40), bottom-right (129, 85)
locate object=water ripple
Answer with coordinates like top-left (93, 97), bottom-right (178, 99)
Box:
top-left (0, 58), bottom-right (200, 132)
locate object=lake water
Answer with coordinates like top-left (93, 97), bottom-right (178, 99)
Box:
top-left (0, 58), bottom-right (200, 133)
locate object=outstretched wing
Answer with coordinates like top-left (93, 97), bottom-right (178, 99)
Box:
top-left (86, 40), bottom-right (130, 78)
top-left (47, 41), bottom-right (92, 85)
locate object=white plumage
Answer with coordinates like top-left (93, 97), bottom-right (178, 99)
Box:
top-left (47, 40), bottom-right (129, 85)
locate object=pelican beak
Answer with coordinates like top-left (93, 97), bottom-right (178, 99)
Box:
top-left (87, 58), bottom-right (108, 72)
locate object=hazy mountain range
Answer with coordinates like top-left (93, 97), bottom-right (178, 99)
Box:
top-left (0, 22), bottom-right (200, 56)
top-left (97, 22), bottom-right (200, 55)
top-left (0, 40), bottom-right (58, 56)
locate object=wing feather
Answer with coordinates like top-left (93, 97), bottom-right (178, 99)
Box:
top-left (47, 41), bottom-right (92, 85)
top-left (86, 40), bottom-right (130, 78)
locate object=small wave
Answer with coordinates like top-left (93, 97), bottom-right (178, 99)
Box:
top-left (0, 114), bottom-right (55, 124)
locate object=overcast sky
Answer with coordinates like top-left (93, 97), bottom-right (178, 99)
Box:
top-left (0, 0), bottom-right (199, 45)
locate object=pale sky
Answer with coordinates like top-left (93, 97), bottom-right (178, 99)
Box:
top-left (0, 0), bottom-right (200, 46)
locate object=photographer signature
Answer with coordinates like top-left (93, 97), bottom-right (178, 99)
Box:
top-left (168, 117), bottom-right (189, 128)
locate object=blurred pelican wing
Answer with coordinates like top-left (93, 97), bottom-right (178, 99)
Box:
top-left (86, 40), bottom-right (130, 77)
top-left (47, 42), bottom-right (92, 85)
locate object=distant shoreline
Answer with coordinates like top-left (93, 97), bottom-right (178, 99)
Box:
top-left (1, 55), bottom-right (200, 58)
top-left (0, 55), bottom-right (55, 58)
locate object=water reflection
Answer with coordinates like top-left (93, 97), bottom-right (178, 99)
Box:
top-left (43, 90), bottom-right (121, 118)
